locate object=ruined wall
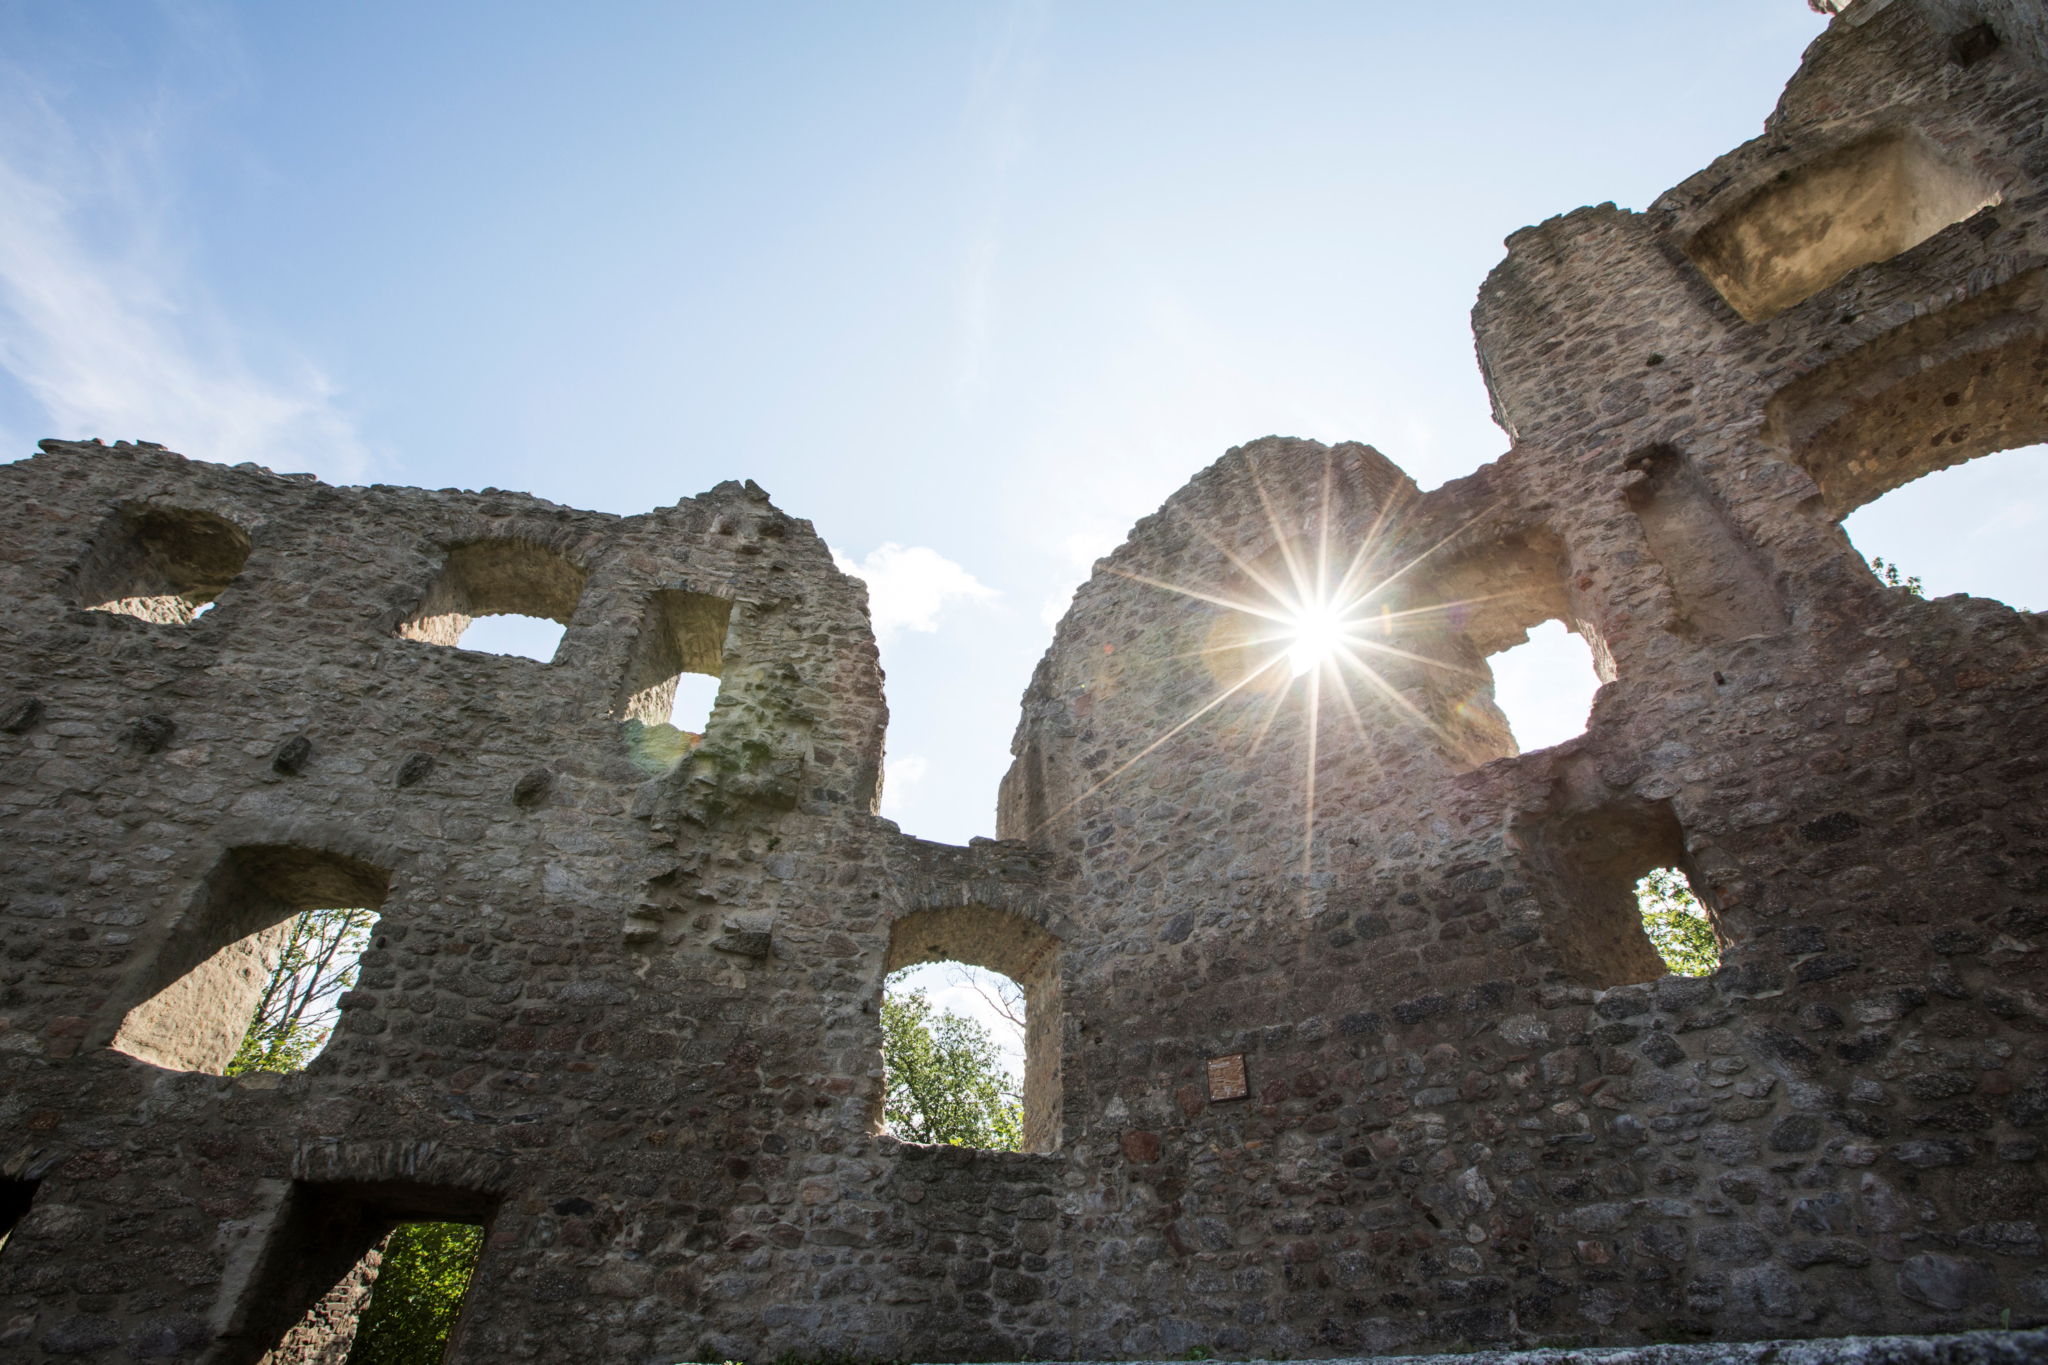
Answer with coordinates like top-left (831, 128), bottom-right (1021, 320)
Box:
top-left (3, 0), bottom-right (2048, 1361)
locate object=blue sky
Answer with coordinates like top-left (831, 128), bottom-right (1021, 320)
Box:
top-left (3, 0), bottom-right (2039, 873)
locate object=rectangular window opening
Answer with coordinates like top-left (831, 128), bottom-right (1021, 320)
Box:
top-left (619, 588), bottom-right (734, 738)
top-left (1686, 125), bottom-right (2002, 323)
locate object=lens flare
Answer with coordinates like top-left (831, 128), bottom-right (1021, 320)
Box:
top-left (1284, 601), bottom-right (1345, 677)
top-left (1033, 449), bottom-right (1514, 888)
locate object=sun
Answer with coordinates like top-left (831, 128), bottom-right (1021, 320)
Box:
top-left (1282, 599), bottom-right (1346, 677)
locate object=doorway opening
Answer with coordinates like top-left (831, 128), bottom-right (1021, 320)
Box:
top-left (225, 1181), bottom-right (493, 1365)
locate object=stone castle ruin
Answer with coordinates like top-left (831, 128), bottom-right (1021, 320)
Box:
top-left (4, 1), bottom-right (2048, 1359)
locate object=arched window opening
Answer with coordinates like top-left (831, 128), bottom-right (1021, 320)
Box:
top-left (618, 588), bottom-right (732, 733)
top-left (1840, 444), bottom-right (2047, 611)
top-left (231, 1182), bottom-right (493, 1365)
top-left (1522, 798), bottom-right (1725, 989)
top-left (107, 845), bottom-right (389, 1075)
top-left (883, 905), bottom-right (1062, 1154)
top-left (883, 962), bottom-right (1025, 1151)
top-left (398, 539), bottom-right (588, 662)
top-left (1487, 619), bottom-right (1603, 754)
top-left (72, 504), bottom-right (252, 624)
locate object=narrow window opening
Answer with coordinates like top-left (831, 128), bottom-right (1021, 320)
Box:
top-left (882, 961), bottom-right (1025, 1151)
top-left (1487, 619), bottom-right (1603, 753)
top-left (230, 1182), bottom-right (494, 1365)
top-left (397, 539), bottom-right (588, 661)
top-left (1686, 126), bottom-right (2002, 322)
top-left (1839, 444), bottom-right (2047, 611)
top-left (72, 504), bottom-right (252, 624)
top-left (618, 589), bottom-right (733, 771)
top-left (106, 846), bottom-right (389, 1075)
top-left (882, 905), bottom-right (1062, 1153)
top-left (1521, 798), bottom-right (1725, 989)
top-left (0, 1178), bottom-right (40, 1260)
top-left (1635, 867), bottom-right (1721, 978)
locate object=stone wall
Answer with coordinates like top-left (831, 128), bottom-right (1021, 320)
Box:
top-left (2, 1), bottom-right (2047, 1361)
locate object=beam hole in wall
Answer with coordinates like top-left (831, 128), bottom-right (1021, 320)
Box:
top-left (1521, 798), bottom-right (1725, 989)
top-left (1486, 620), bottom-right (1603, 753)
top-left (106, 845), bottom-right (389, 1075)
top-left (397, 538), bottom-right (588, 660)
top-left (619, 588), bottom-right (733, 734)
top-left (228, 1181), bottom-right (494, 1365)
top-left (72, 503), bottom-right (253, 624)
top-left (883, 905), bottom-right (1063, 1154)
top-left (1685, 125), bottom-right (2002, 323)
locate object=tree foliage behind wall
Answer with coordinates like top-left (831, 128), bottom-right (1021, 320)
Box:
top-left (225, 906), bottom-right (377, 1075)
top-left (346, 1222), bottom-right (485, 1365)
top-left (1635, 868), bottom-right (1720, 977)
top-left (881, 983), bottom-right (1023, 1150)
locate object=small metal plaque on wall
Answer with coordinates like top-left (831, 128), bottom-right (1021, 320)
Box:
top-left (1207, 1053), bottom-right (1248, 1102)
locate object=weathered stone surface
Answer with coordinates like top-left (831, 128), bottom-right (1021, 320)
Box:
top-left (2, 1), bottom-right (2048, 1361)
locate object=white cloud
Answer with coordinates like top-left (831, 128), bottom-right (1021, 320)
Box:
top-left (0, 53), bottom-right (371, 481)
top-left (832, 542), bottom-right (999, 639)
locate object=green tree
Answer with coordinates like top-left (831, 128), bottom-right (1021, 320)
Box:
top-left (225, 906), bottom-right (377, 1075)
top-left (881, 983), bottom-right (1022, 1150)
top-left (1636, 868), bottom-right (1720, 977)
top-left (346, 1222), bottom-right (485, 1365)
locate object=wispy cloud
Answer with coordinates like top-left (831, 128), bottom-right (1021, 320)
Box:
top-left (0, 36), bottom-right (371, 481)
top-left (832, 542), bottom-right (1000, 640)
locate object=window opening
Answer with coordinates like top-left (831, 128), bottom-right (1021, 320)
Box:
top-left (448, 613), bottom-right (566, 661)
top-left (397, 539), bottom-right (588, 661)
top-left (1624, 444), bottom-right (1789, 640)
top-left (882, 962), bottom-right (1024, 1151)
top-left (1840, 445), bottom-right (2046, 611)
top-left (1522, 798), bottom-right (1724, 989)
top-left (229, 1182), bottom-right (494, 1365)
top-left (1635, 868), bottom-right (1721, 977)
top-left (106, 845), bottom-right (389, 1074)
top-left (883, 905), bottom-right (1062, 1153)
top-left (619, 589), bottom-right (732, 771)
top-left (225, 907), bottom-right (377, 1075)
top-left (73, 504), bottom-right (252, 624)
top-left (1487, 619), bottom-right (1602, 753)
top-left (0, 1178), bottom-right (39, 1259)
top-left (670, 672), bottom-right (721, 733)
top-left (1686, 125), bottom-right (2002, 322)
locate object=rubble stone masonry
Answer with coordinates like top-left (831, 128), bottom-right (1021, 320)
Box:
top-left (4, 1), bottom-right (2048, 1360)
